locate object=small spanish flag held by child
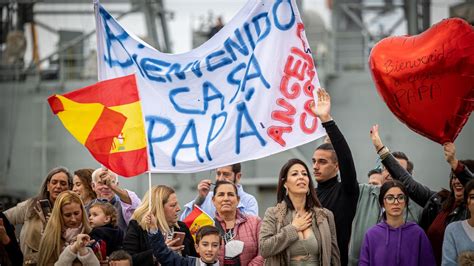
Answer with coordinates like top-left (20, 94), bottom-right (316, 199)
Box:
top-left (183, 205), bottom-right (214, 241)
top-left (47, 74), bottom-right (148, 177)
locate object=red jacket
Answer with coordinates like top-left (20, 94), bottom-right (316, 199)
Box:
top-left (215, 210), bottom-right (264, 265)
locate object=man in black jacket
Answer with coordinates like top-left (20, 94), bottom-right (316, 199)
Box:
top-left (311, 88), bottom-right (359, 266)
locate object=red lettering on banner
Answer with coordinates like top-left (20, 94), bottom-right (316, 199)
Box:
top-left (280, 75), bottom-right (301, 99)
top-left (300, 99), bottom-right (317, 133)
top-left (267, 126), bottom-right (293, 146)
top-left (271, 98), bottom-right (296, 125)
top-left (267, 23), bottom-right (318, 147)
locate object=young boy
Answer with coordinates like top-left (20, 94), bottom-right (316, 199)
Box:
top-left (89, 202), bottom-right (124, 257)
top-left (108, 250), bottom-right (132, 266)
top-left (195, 225), bottom-right (221, 266)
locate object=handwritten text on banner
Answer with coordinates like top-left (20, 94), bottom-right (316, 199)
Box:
top-left (95, 0), bottom-right (326, 173)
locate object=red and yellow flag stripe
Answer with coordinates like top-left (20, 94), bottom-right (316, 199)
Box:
top-left (48, 74), bottom-right (148, 177)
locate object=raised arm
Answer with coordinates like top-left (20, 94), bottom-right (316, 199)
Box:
top-left (312, 88), bottom-right (358, 192)
top-left (444, 142), bottom-right (473, 185)
top-left (370, 125), bottom-right (435, 207)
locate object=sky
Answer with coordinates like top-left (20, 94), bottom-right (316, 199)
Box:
top-left (22, 0), bottom-right (463, 67)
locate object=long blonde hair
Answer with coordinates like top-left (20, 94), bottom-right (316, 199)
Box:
top-left (37, 191), bottom-right (91, 265)
top-left (132, 185), bottom-right (177, 233)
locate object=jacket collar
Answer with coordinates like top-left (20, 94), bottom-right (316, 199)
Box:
top-left (317, 175), bottom-right (339, 188)
top-left (214, 209), bottom-right (247, 226)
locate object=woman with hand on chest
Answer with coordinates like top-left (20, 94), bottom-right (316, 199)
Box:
top-left (259, 158), bottom-right (340, 266)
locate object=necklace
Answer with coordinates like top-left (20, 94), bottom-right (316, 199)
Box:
top-left (165, 227), bottom-right (175, 240)
top-left (224, 228), bottom-right (235, 243)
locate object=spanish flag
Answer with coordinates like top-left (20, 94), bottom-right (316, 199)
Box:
top-left (47, 74), bottom-right (148, 177)
top-left (183, 205), bottom-right (214, 241)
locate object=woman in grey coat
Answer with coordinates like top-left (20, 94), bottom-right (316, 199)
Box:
top-left (259, 158), bottom-right (340, 266)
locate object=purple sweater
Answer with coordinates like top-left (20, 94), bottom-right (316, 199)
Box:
top-left (359, 221), bottom-right (436, 266)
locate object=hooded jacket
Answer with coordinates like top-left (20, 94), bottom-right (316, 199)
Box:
top-left (89, 223), bottom-right (124, 256)
top-left (359, 221), bottom-right (436, 266)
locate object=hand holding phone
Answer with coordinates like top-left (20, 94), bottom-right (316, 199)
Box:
top-left (165, 231), bottom-right (185, 252)
top-left (172, 231), bottom-right (186, 246)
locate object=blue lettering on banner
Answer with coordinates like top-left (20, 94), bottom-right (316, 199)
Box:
top-left (272, 0), bottom-right (295, 31)
top-left (203, 81), bottom-right (225, 112)
top-left (205, 112), bottom-right (228, 161)
top-left (169, 81), bottom-right (225, 115)
top-left (245, 88), bottom-right (255, 101)
top-left (252, 12), bottom-right (271, 42)
top-left (191, 60), bottom-right (203, 78)
top-left (172, 119), bottom-right (204, 166)
top-left (169, 87), bottom-right (203, 115)
top-left (227, 63), bottom-right (246, 102)
top-left (100, 7), bottom-right (135, 69)
top-left (228, 54), bottom-right (270, 103)
top-left (224, 29), bottom-right (249, 61)
top-left (206, 50), bottom-right (233, 72)
top-left (243, 23), bottom-right (256, 50)
top-left (145, 116), bottom-right (176, 167)
top-left (100, 5), bottom-right (282, 83)
top-left (235, 102), bottom-right (266, 154)
top-left (131, 54), bottom-right (145, 77)
top-left (140, 58), bottom-right (170, 83)
top-left (166, 62), bottom-right (194, 82)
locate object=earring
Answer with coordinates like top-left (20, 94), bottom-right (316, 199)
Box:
top-left (284, 185), bottom-right (288, 196)
top-left (307, 190), bottom-right (310, 196)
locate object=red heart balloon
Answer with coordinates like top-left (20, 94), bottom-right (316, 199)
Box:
top-left (369, 18), bottom-right (474, 144)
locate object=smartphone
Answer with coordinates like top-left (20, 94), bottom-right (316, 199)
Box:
top-left (39, 199), bottom-right (52, 216)
top-left (172, 231), bottom-right (186, 246)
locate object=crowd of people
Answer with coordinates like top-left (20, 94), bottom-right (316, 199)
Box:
top-left (2, 89), bottom-right (473, 266)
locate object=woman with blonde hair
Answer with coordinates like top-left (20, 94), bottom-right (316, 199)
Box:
top-left (37, 191), bottom-right (99, 265)
top-left (4, 166), bottom-right (72, 264)
top-left (123, 185), bottom-right (197, 265)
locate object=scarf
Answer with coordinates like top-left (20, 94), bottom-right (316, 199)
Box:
top-left (62, 223), bottom-right (84, 247)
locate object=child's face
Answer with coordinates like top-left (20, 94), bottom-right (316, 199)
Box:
top-left (88, 206), bottom-right (110, 228)
top-left (109, 260), bottom-right (131, 266)
top-left (195, 234), bottom-right (220, 263)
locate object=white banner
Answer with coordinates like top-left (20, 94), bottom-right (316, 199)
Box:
top-left (95, 0), bottom-right (326, 173)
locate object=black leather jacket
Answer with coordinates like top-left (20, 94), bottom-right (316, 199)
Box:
top-left (381, 153), bottom-right (473, 230)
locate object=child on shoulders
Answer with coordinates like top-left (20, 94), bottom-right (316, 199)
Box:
top-left (88, 201), bottom-right (124, 257)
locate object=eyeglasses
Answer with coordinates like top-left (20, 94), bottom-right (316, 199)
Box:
top-left (384, 194), bottom-right (406, 204)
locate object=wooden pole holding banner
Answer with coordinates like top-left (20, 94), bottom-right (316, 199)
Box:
top-left (148, 171), bottom-right (152, 212)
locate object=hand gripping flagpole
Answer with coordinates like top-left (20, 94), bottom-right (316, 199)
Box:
top-left (148, 171), bottom-right (152, 212)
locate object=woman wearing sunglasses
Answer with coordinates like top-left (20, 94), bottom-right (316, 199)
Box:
top-left (359, 180), bottom-right (436, 266)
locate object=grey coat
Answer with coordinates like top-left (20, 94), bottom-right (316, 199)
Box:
top-left (259, 201), bottom-right (340, 266)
